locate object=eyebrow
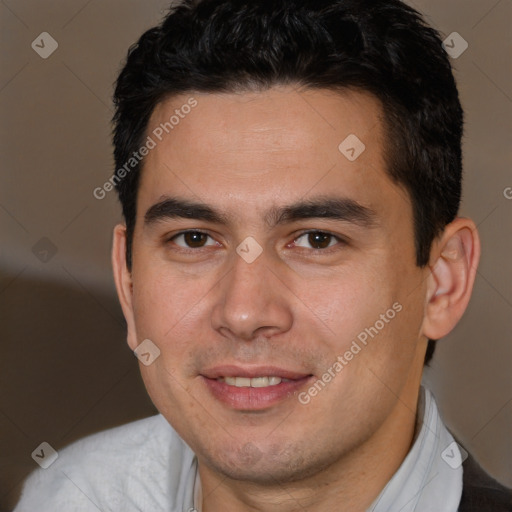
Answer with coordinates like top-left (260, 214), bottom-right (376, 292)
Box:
top-left (144, 195), bottom-right (378, 229)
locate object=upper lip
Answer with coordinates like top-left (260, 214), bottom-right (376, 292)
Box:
top-left (201, 365), bottom-right (312, 380)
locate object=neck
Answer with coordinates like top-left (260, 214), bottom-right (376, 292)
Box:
top-left (199, 380), bottom-right (422, 512)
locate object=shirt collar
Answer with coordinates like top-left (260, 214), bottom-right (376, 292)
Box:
top-left (368, 386), bottom-right (463, 512)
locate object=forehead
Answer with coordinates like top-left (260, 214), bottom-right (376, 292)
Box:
top-left (140, 86), bottom-right (403, 218)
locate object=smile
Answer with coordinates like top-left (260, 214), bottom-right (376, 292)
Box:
top-left (216, 376), bottom-right (292, 387)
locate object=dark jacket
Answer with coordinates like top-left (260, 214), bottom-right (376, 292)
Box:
top-left (459, 453), bottom-right (512, 511)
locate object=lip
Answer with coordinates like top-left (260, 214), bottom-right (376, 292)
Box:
top-left (200, 365), bottom-right (314, 411)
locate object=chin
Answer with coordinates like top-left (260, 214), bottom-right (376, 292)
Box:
top-left (200, 439), bottom-right (337, 484)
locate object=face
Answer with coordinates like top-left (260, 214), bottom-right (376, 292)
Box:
top-left (117, 87), bottom-right (430, 483)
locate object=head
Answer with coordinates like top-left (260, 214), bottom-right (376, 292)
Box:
top-left (111, 0), bottom-right (479, 488)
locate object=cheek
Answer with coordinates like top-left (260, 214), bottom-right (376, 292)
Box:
top-left (356, 273), bottom-right (426, 384)
top-left (130, 265), bottom-right (205, 362)
top-left (297, 257), bottom-right (424, 380)
top-left (132, 257), bottom-right (197, 324)
top-left (296, 264), bottom-right (397, 345)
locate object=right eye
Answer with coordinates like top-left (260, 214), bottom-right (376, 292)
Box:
top-left (168, 230), bottom-right (219, 249)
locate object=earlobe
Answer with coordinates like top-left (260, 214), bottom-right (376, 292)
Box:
top-left (422, 219), bottom-right (480, 340)
top-left (112, 224), bottom-right (139, 351)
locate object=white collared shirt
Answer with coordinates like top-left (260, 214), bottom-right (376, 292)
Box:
top-left (367, 387), bottom-right (463, 512)
top-left (15, 387), bottom-right (462, 512)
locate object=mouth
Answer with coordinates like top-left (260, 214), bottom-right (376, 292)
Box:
top-left (216, 376), bottom-right (292, 387)
top-left (201, 366), bottom-right (314, 410)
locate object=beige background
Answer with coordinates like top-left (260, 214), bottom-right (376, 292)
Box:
top-left (1, 0), bottom-right (511, 509)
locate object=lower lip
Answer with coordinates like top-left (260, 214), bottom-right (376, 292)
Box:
top-left (201, 376), bottom-right (313, 410)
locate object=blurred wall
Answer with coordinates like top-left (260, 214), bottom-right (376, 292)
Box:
top-left (1, 0), bottom-right (511, 509)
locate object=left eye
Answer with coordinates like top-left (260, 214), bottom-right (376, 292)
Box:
top-left (292, 231), bottom-right (340, 250)
top-left (170, 231), bottom-right (218, 248)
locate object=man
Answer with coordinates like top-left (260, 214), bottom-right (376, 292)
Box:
top-left (15, 0), bottom-right (511, 510)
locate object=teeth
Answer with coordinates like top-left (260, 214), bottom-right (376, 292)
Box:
top-left (250, 377), bottom-right (269, 387)
top-left (219, 376), bottom-right (284, 387)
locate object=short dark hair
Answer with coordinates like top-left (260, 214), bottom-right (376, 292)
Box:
top-left (113, 0), bottom-right (464, 364)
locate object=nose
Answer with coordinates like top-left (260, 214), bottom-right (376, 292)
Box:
top-left (210, 249), bottom-right (293, 342)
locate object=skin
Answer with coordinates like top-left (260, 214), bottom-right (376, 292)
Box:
top-left (112, 86), bottom-right (480, 512)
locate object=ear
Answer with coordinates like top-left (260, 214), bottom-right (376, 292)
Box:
top-left (421, 217), bottom-right (481, 340)
top-left (112, 224), bottom-right (139, 351)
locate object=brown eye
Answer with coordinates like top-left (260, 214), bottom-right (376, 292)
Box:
top-left (293, 231), bottom-right (339, 250)
top-left (308, 232), bottom-right (332, 249)
top-left (171, 231), bottom-right (216, 248)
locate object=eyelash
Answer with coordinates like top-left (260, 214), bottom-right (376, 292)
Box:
top-left (166, 229), bottom-right (347, 253)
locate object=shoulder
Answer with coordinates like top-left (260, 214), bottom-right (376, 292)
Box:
top-left (459, 452), bottom-right (512, 512)
top-left (14, 415), bottom-right (196, 512)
